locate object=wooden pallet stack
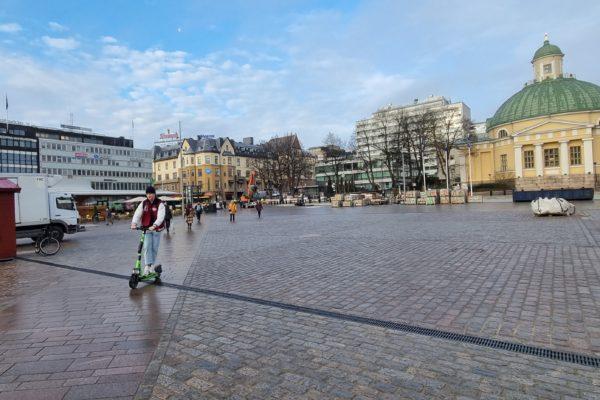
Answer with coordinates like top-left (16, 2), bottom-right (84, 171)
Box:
top-left (331, 194), bottom-right (344, 207)
top-left (451, 189), bottom-right (466, 204)
top-left (426, 189), bottom-right (439, 205)
top-left (439, 189), bottom-right (450, 204)
top-left (403, 190), bottom-right (419, 205)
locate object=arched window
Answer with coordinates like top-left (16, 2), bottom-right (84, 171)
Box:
top-left (498, 129), bottom-right (508, 138)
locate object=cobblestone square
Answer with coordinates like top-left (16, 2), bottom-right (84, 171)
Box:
top-left (1, 203), bottom-right (600, 399)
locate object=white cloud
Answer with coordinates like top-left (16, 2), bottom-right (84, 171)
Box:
top-left (100, 36), bottom-right (117, 43)
top-left (5, 2), bottom-right (596, 148)
top-left (0, 23), bottom-right (22, 33)
top-left (41, 36), bottom-right (80, 50)
top-left (48, 22), bottom-right (68, 32)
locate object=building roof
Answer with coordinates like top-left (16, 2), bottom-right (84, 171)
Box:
top-left (532, 38), bottom-right (564, 62)
top-left (0, 179), bottom-right (21, 193)
top-left (486, 77), bottom-right (600, 130)
top-left (231, 139), bottom-right (261, 157)
top-left (153, 144), bottom-right (180, 161)
top-left (184, 136), bottom-right (220, 154)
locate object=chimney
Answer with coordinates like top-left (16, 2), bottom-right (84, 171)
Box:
top-left (243, 137), bottom-right (254, 145)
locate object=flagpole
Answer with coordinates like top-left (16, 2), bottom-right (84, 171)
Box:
top-left (5, 94), bottom-right (8, 134)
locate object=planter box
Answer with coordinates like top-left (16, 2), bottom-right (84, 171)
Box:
top-left (440, 196), bottom-right (450, 204)
top-left (468, 195), bottom-right (483, 203)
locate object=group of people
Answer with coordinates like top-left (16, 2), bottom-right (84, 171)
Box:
top-left (130, 186), bottom-right (266, 276)
top-left (226, 199), bottom-right (263, 222)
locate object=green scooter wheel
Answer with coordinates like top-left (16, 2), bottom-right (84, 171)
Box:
top-left (129, 274), bottom-right (139, 289)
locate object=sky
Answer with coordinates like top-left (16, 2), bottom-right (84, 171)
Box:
top-left (0, 0), bottom-right (599, 149)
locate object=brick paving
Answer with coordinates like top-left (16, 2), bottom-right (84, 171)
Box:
top-left (1, 204), bottom-right (600, 398)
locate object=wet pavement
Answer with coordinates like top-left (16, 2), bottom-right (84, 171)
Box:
top-left (1, 204), bottom-right (600, 399)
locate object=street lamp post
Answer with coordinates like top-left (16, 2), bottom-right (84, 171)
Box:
top-left (402, 152), bottom-right (406, 194)
top-left (467, 141), bottom-right (473, 197)
top-left (422, 153), bottom-right (427, 192)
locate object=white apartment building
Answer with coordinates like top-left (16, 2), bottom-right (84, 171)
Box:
top-left (355, 96), bottom-right (471, 190)
top-left (37, 125), bottom-right (153, 192)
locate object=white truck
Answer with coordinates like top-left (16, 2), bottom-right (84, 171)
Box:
top-left (1, 174), bottom-right (80, 241)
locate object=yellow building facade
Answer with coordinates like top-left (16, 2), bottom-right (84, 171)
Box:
top-left (461, 35), bottom-right (600, 192)
top-left (153, 136), bottom-right (262, 201)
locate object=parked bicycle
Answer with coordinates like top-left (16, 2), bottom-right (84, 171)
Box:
top-left (34, 227), bottom-right (62, 256)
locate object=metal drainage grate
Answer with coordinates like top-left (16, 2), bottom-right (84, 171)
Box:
top-left (18, 256), bottom-right (600, 369)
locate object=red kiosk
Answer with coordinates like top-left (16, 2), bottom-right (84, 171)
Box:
top-left (0, 179), bottom-right (21, 261)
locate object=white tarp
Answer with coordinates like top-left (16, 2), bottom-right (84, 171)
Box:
top-left (124, 196), bottom-right (147, 203)
top-left (531, 197), bottom-right (575, 216)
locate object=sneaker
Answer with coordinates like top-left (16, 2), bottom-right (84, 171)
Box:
top-left (143, 265), bottom-right (151, 275)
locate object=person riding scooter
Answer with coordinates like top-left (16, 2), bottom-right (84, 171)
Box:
top-left (131, 186), bottom-right (165, 276)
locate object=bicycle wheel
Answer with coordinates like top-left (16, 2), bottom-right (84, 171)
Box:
top-left (39, 237), bottom-right (61, 256)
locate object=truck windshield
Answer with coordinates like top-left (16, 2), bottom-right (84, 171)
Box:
top-left (56, 197), bottom-right (75, 210)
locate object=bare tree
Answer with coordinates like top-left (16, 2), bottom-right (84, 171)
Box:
top-left (372, 113), bottom-right (399, 194)
top-left (391, 112), bottom-right (413, 192)
top-left (322, 132), bottom-right (348, 194)
top-left (251, 133), bottom-right (312, 197)
top-left (431, 111), bottom-right (471, 192)
top-left (354, 130), bottom-right (379, 191)
top-left (411, 110), bottom-right (437, 190)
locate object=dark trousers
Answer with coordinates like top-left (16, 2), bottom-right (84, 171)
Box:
top-left (257, 210), bottom-right (261, 218)
top-left (230, 213), bottom-right (235, 222)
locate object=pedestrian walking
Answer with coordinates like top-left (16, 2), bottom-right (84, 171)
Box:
top-left (255, 201), bottom-right (263, 218)
top-left (228, 200), bottom-right (237, 222)
top-left (195, 203), bottom-right (203, 224)
top-left (105, 207), bottom-right (114, 225)
top-left (164, 205), bottom-right (173, 233)
top-left (185, 204), bottom-right (194, 229)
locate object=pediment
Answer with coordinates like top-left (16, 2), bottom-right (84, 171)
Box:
top-left (514, 119), bottom-right (592, 136)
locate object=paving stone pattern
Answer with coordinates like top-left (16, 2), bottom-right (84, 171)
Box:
top-left (1, 218), bottom-right (198, 400)
top-left (1, 204), bottom-right (600, 399)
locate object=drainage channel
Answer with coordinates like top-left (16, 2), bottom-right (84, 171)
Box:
top-left (17, 256), bottom-right (600, 369)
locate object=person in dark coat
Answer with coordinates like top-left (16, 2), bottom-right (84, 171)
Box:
top-left (255, 201), bottom-right (263, 218)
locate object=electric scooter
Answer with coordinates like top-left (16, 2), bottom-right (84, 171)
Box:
top-left (129, 227), bottom-right (162, 289)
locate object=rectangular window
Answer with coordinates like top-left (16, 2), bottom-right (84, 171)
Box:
top-left (172, 161), bottom-right (176, 168)
top-left (516, 149), bottom-right (527, 171)
top-left (228, 157), bottom-right (232, 165)
top-left (544, 148), bottom-right (559, 167)
top-left (570, 146), bottom-right (581, 165)
top-left (500, 154), bottom-right (507, 172)
top-left (214, 156), bottom-right (218, 164)
top-left (236, 158), bottom-right (240, 166)
top-left (56, 197), bottom-right (75, 210)
top-left (543, 63), bottom-right (552, 73)
top-left (205, 156), bottom-right (210, 164)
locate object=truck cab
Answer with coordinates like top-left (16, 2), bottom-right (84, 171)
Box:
top-left (48, 192), bottom-right (80, 237)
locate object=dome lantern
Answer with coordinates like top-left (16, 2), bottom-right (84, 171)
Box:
top-left (532, 34), bottom-right (564, 82)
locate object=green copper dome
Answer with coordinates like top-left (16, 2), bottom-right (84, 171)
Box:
top-left (487, 78), bottom-right (600, 130)
top-left (532, 39), bottom-right (564, 62)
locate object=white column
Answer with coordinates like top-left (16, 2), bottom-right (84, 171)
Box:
top-left (514, 145), bottom-right (523, 178)
top-left (535, 144), bottom-right (544, 177)
top-left (559, 140), bottom-right (569, 175)
top-left (583, 137), bottom-right (594, 174)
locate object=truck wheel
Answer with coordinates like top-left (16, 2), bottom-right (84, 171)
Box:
top-left (48, 226), bottom-right (65, 242)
